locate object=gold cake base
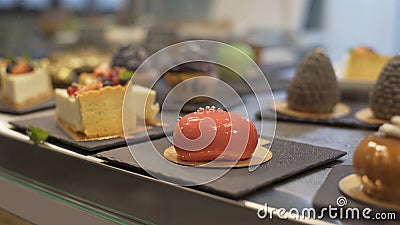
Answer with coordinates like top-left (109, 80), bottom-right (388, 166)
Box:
top-left (355, 108), bottom-right (388, 125)
top-left (273, 100), bottom-right (350, 119)
top-left (339, 174), bottom-right (400, 212)
top-left (163, 138), bottom-right (272, 168)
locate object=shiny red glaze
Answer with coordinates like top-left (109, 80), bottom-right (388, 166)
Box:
top-left (173, 108), bottom-right (258, 161)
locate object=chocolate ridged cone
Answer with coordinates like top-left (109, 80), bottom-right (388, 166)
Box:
top-left (369, 55), bottom-right (400, 120)
top-left (287, 49), bottom-right (340, 114)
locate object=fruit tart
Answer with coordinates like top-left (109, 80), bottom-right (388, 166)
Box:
top-left (55, 64), bottom-right (159, 138)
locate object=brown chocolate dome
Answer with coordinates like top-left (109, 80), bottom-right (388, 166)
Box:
top-left (353, 132), bottom-right (400, 204)
top-left (287, 49), bottom-right (340, 114)
top-left (369, 55), bottom-right (400, 120)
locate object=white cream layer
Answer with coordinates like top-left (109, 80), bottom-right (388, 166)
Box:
top-left (54, 84), bottom-right (159, 133)
top-left (129, 84), bottom-right (160, 123)
top-left (54, 89), bottom-right (83, 131)
top-left (1, 68), bottom-right (51, 104)
top-left (378, 115), bottom-right (400, 138)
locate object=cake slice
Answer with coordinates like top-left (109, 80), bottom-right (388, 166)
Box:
top-left (344, 46), bottom-right (390, 81)
top-left (55, 64), bottom-right (160, 138)
top-left (55, 85), bottom-right (131, 138)
top-left (1, 59), bottom-right (52, 109)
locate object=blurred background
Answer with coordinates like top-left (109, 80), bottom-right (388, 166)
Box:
top-left (0, 0), bottom-right (399, 73)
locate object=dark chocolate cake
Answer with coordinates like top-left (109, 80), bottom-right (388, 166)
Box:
top-left (369, 55), bottom-right (400, 120)
top-left (112, 45), bottom-right (148, 71)
top-left (287, 48), bottom-right (340, 114)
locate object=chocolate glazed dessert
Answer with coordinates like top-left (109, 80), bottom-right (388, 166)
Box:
top-left (287, 49), bottom-right (340, 114)
top-left (112, 45), bottom-right (148, 72)
top-left (369, 55), bottom-right (400, 120)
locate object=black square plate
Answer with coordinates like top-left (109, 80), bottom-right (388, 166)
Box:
top-left (312, 165), bottom-right (399, 224)
top-left (0, 98), bottom-right (55, 115)
top-left (97, 137), bottom-right (346, 199)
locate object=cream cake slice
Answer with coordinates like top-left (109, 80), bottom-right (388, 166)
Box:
top-left (55, 84), bottom-right (161, 138)
top-left (55, 85), bottom-right (136, 138)
top-left (1, 60), bottom-right (52, 109)
top-left (344, 46), bottom-right (390, 81)
top-left (55, 63), bottom-right (161, 138)
top-left (129, 84), bottom-right (160, 123)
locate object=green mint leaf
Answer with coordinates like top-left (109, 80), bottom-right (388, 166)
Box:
top-left (119, 70), bottom-right (133, 80)
top-left (21, 52), bottom-right (32, 63)
top-left (5, 55), bottom-right (16, 64)
top-left (26, 126), bottom-right (50, 145)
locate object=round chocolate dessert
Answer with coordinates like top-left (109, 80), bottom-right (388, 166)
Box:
top-left (112, 45), bottom-right (148, 71)
top-left (353, 116), bottom-right (400, 204)
top-left (165, 61), bottom-right (217, 87)
top-left (287, 49), bottom-right (339, 114)
top-left (369, 55), bottom-right (400, 120)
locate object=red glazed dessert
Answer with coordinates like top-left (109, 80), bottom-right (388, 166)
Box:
top-left (173, 106), bottom-right (258, 161)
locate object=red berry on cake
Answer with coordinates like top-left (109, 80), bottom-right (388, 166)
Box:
top-left (66, 86), bottom-right (80, 96)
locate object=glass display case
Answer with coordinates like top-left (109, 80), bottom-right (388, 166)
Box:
top-left (0, 1), bottom-right (399, 224)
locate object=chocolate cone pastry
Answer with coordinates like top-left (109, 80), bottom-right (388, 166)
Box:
top-left (369, 55), bottom-right (400, 120)
top-left (287, 49), bottom-right (340, 114)
top-left (112, 45), bottom-right (148, 71)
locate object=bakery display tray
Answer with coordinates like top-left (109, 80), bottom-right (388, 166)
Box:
top-left (97, 137), bottom-right (346, 199)
top-left (257, 101), bottom-right (379, 130)
top-left (10, 115), bottom-right (172, 153)
top-left (313, 165), bottom-right (399, 225)
top-left (0, 134), bottom-right (306, 225)
top-left (0, 98), bottom-right (55, 115)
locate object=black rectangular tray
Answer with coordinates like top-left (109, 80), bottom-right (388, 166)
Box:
top-left (257, 101), bottom-right (379, 130)
top-left (10, 114), bottom-right (172, 153)
top-left (313, 165), bottom-right (399, 224)
top-left (97, 137), bottom-right (346, 199)
top-left (0, 98), bottom-right (55, 115)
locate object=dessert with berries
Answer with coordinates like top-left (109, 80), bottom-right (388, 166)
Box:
top-left (344, 46), bottom-right (390, 81)
top-left (173, 107), bottom-right (258, 161)
top-left (369, 55), bottom-right (400, 120)
top-left (287, 48), bottom-right (340, 114)
top-left (1, 57), bottom-right (52, 109)
top-left (353, 115), bottom-right (400, 204)
top-left (49, 48), bottom-right (111, 85)
top-left (165, 61), bottom-right (217, 87)
top-left (55, 64), bottom-right (159, 138)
